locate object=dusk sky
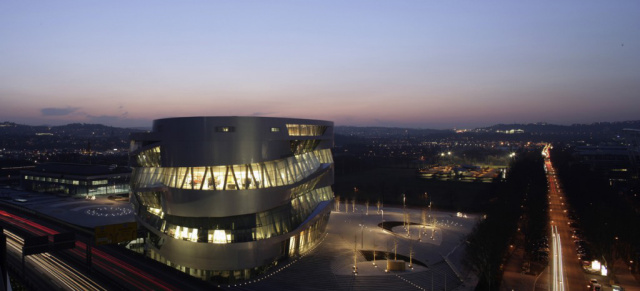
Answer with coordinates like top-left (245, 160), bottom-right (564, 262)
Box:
top-left (1, 1), bottom-right (639, 129)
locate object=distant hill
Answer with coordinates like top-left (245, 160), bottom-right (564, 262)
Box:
top-left (0, 122), bottom-right (145, 151)
top-left (477, 120), bottom-right (640, 134)
top-left (0, 122), bottom-right (142, 138)
top-left (333, 120), bottom-right (640, 140)
top-left (335, 126), bottom-right (449, 138)
top-left (3, 120), bottom-right (639, 141)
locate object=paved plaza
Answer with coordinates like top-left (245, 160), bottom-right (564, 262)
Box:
top-left (0, 188), bottom-right (135, 228)
top-left (227, 203), bottom-right (480, 291)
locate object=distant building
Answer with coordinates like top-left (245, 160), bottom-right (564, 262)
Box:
top-left (623, 128), bottom-right (640, 177)
top-left (21, 163), bottom-right (130, 195)
top-left (129, 116), bottom-right (334, 282)
top-left (574, 145), bottom-right (636, 183)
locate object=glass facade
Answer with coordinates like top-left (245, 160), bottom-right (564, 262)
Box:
top-left (134, 210), bottom-right (331, 283)
top-left (134, 146), bottom-right (161, 167)
top-left (22, 174), bottom-right (130, 196)
top-left (133, 186), bottom-right (332, 244)
top-left (131, 149), bottom-right (332, 191)
top-left (285, 124), bottom-right (328, 136)
top-left (290, 139), bottom-right (321, 155)
top-left (136, 190), bottom-right (163, 209)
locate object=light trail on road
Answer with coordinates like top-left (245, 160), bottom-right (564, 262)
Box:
top-left (3, 229), bottom-right (107, 291)
top-left (0, 209), bottom-right (177, 291)
top-left (545, 143), bottom-right (585, 291)
top-left (552, 225), bottom-right (565, 291)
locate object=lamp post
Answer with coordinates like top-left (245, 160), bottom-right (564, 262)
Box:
top-left (365, 199), bottom-right (369, 215)
top-left (424, 192), bottom-right (428, 227)
top-left (402, 193), bottom-right (407, 230)
top-left (359, 223), bottom-right (365, 249)
top-left (373, 238), bottom-right (377, 267)
top-left (353, 235), bottom-right (358, 275)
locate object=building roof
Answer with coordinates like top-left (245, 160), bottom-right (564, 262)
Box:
top-left (24, 163), bottom-right (130, 176)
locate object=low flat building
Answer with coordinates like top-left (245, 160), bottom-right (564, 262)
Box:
top-left (21, 163), bottom-right (131, 196)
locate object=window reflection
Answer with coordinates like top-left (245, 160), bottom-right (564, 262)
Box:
top-left (134, 146), bottom-right (161, 167)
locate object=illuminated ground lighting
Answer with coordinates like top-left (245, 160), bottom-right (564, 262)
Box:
top-left (85, 206), bottom-right (133, 217)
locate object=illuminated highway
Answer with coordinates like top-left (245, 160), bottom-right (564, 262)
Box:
top-left (552, 225), bottom-right (565, 291)
top-left (3, 230), bottom-right (107, 291)
top-left (544, 144), bottom-right (587, 291)
top-left (0, 209), bottom-right (208, 290)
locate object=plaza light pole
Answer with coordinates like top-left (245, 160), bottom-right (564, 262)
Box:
top-left (424, 191), bottom-right (428, 228)
top-left (359, 224), bottom-right (364, 249)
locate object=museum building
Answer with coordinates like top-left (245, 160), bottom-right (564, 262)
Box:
top-left (129, 116), bottom-right (334, 282)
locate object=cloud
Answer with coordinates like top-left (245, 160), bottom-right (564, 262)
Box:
top-left (86, 115), bottom-right (121, 124)
top-left (41, 107), bottom-right (81, 116)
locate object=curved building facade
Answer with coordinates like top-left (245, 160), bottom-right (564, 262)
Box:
top-left (129, 117), bottom-right (334, 282)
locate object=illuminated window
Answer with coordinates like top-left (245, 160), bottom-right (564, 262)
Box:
top-left (213, 229), bottom-right (227, 244)
top-left (148, 207), bottom-right (164, 217)
top-left (285, 124), bottom-right (327, 136)
top-left (131, 149), bottom-right (333, 191)
top-left (190, 228), bottom-right (198, 242)
top-left (290, 140), bottom-right (321, 155)
top-left (135, 146), bottom-right (161, 167)
top-left (216, 126), bottom-right (235, 132)
top-left (136, 186), bottom-right (333, 245)
top-left (174, 226), bottom-right (181, 239)
top-left (181, 227), bottom-right (189, 240)
top-left (288, 236), bottom-right (296, 256)
top-left (270, 127), bottom-right (280, 132)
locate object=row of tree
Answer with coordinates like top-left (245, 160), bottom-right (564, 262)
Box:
top-left (464, 150), bottom-right (547, 290)
top-left (551, 146), bottom-right (640, 277)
